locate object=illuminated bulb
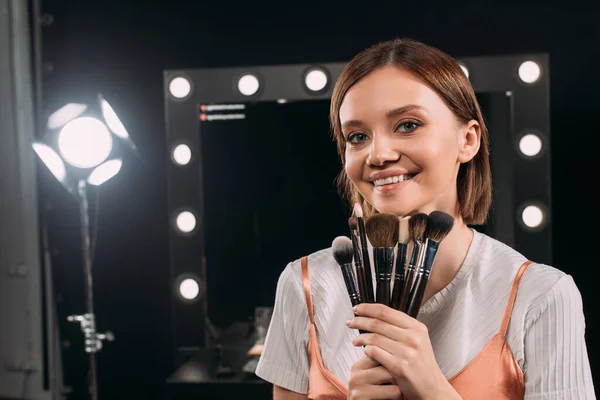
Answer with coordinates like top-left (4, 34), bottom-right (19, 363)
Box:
top-left (169, 77), bottom-right (192, 99)
top-left (179, 278), bottom-right (200, 300)
top-left (47, 103), bottom-right (88, 130)
top-left (176, 211), bottom-right (196, 233)
top-left (522, 205), bottom-right (544, 228)
top-left (100, 97), bottom-right (129, 139)
top-left (172, 144), bottom-right (192, 166)
top-left (238, 74), bottom-right (260, 96)
top-left (87, 159), bottom-right (122, 186)
top-left (518, 61), bottom-right (541, 84)
top-left (33, 143), bottom-right (67, 182)
top-left (58, 117), bottom-right (112, 168)
top-left (519, 134), bottom-right (543, 157)
top-left (305, 68), bottom-right (328, 92)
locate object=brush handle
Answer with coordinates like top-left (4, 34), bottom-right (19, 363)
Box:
top-left (406, 275), bottom-right (427, 318)
top-left (405, 240), bottom-right (440, 317)
top-left (340, 263), bottom-right (367, 335)
top-left (374, 248), bottom-right (394, 306)
top-left (340, 263), bottom-right (362, 307)
top-left (357, 217), bottom-right (375, 303)
top-left (390, 242), bottom-right (408, 310)
top-left (398, 241), bottom-right (425, 313)
top-left (398, 264), bottom-right (416, 313)
top-left (351, 231), bottom-right (369, 304)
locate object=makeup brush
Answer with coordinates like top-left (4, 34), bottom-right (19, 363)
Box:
top-left (348, 217), bottom-right (368, 305)
top-left (332, 236), bottom-right (362, 307)
top-left (405, 211), bottom-right (454, 318)
top-left (332, 236), bottom-right (367, 334)
top-left (353, 203), bottom-right (374, 303)
top-left (365, 213), bottom-right (399, 306)
top-left (398, 213), bottom-right (429, 313)
top-left (390, 217), bottom-right (410, 310)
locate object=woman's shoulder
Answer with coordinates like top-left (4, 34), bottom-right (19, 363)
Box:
top-left (476, 231), bottom-right (576, 309)
top-left (275, 246), bottom-right (340, 297)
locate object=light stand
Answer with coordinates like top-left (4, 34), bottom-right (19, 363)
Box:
top-left (66, 180), bottom-right (114, 400)
top-left (33, 94), bottom-right (137, 400)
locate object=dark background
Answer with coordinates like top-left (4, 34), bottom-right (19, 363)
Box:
top-left (37, 2), bottom-right (599, 399)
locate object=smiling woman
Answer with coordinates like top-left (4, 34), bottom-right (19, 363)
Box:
top-left (255, 38), bottom-right (594, 400)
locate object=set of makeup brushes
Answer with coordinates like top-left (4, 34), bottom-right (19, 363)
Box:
top-left (332, 204), bottom-right (454, 319)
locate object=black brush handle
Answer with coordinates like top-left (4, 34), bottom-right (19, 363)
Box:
top-left (351, 231), bottom-right (368, 304)
top-left (357, 217), bottom-right (374, 303)
top-left (398, 241), bottom-right (421, 313)
top-left (374, 248), bottom-right (394, 306)
top-left (406, 240), bottom-right (440, 317)
top-left (340, 263), bottom-right (362, 307)
top-left (340, 262), bottom-right (367, 335)
top-left (406, 276), bottom-right (427, 318)
top-left (390, 242), bottom-right (408, 310)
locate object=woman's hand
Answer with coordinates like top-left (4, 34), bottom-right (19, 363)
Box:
top-left (348, 355), bottom-right (402, 400)
top-left (346, 303), bottom-right (461, 400)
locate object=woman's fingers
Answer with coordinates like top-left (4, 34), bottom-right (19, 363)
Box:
top-left (348, 383), bottom-right (402, 400)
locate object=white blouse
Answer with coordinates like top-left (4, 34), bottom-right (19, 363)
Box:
top-left (255, 230), bottom-right (595, 399)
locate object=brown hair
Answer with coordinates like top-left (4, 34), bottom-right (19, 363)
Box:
top-left (329, 38), bottom-right (492, 225)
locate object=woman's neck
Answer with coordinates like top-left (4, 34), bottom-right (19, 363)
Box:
top-left (421, 219), bottom-right (474, 305)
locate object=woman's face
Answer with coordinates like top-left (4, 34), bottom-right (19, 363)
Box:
top-left (339, 66), bottom-right (480, 218)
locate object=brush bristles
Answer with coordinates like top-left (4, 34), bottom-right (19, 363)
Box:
top-left (424, 211), bottom-right (454, 243)
top-left (408, 213), bottom-right (429, 242)
top-left (332, 236), bottom-right (354, 265)
top-left (398, 217), bottom-right (410, 244)
top-left (365, 213), bottom-right (399, 248)
top-left (348, 217), bottom-right (358, 231)
top-left (353, 203), bottom-right (363, 218)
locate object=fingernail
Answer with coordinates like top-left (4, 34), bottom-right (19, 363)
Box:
top-left (352, 305), bottom-right (359, 312)
top-left (346, 319), bottom-right (352, 327)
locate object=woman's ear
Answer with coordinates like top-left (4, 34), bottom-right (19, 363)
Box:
top-left (458, 120), bottom-right (481, 163)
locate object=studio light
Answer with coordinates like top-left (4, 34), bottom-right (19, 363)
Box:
top-left (175, 210), bottom-right (197, 234)
top-left (521, 204), bottom-right (546, 229)
top-left (518, 133), bottom-right (543, 157)
top-left (237, 74), bottom-right (260, 96)
top-left (304, 67), bottom-right (329, 92)
top-left (172, 144), bottom-right (192, 166)
top-left (518, 61), bottom-right (541, 84)
top-left (169, 76), bottom-right (192, 99)
top-left (33, 93), bottom-right (139, 400)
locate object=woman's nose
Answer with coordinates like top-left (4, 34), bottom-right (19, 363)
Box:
top-left (366, 136), bottom-right (401, 166)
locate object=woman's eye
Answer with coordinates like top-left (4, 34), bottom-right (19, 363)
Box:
top-left (347, 133), bottom-right (369, 144)
top-left (396, 121), bottom-right (421, 133)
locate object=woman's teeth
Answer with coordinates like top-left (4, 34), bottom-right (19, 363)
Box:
top-left (373, 174), bottom-right (415, 187)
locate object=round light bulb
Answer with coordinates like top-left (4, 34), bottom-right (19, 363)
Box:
top-left (58, 117), bottom-right (113, 168)
top-left (169, 77), bottom-right (192, 99)
top-left (176, 211), bottom-right (196, 233)
top-left (179, 278), bottom-right (200, 300)
top-left (519, 134), bottom-right (543, 157)
top-left (305, 69), bottom-right (328, 92)
top-left (238, 74), bottom-right (260, 96)
top-left (522, 205), bottom-right (545, 229)
top-left (172, 144), bottom-right (192, 166)
top-left (460, 64), bottom-right (469, 79)
top-left (518, 61), bottom-right (541, 84)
